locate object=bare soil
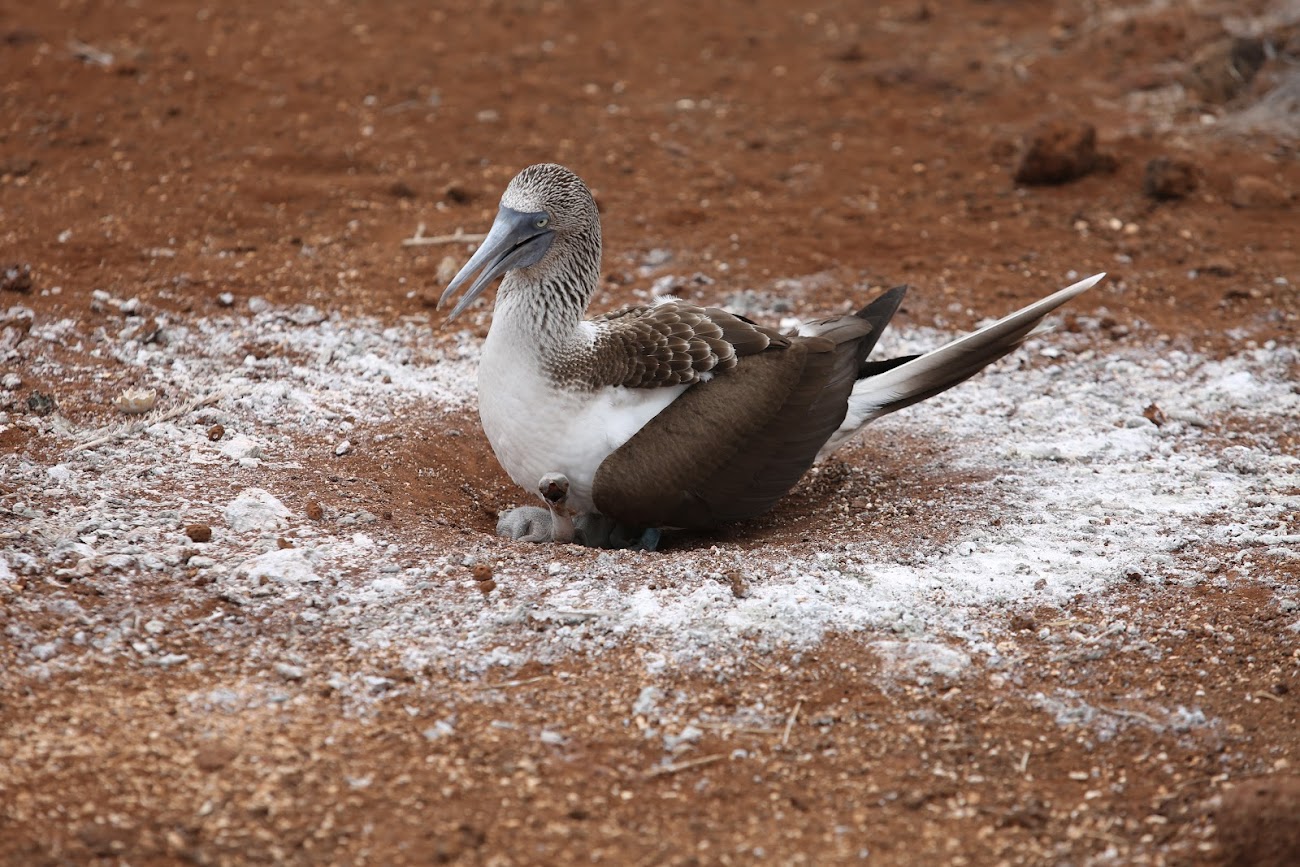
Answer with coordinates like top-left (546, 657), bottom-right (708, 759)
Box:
top-left (3, 1), bottom-right (1299, 865)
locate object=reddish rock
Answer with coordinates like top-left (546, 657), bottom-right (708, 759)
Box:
top-left (194, 741), bottom-right (239, 772)
top-left (184, 524), bottom-right (212, 543)
top-left (1014, 120), bottom-right (1098, 186)
top-left (1, 263), bottom-right (33, 294)
top-left (1186, 37), bottom-right (1266, 104)
top-left (1231, 175), bottom-right (1292, 209)
top-left (1216, 777), bottom-right (1300, 867)
top-left (1143, 157), bottom-right (1198, 201)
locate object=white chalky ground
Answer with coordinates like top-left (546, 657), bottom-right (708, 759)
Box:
top-left (3, 288), bottom-right (1298, 693)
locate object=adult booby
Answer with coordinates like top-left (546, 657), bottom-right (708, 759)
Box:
top-left (439, 163), bottom-right (1102, 547)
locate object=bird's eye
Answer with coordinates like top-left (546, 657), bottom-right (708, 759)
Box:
top-left (534, 216), bottom-right (549, 229)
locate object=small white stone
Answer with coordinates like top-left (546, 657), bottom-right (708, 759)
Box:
top-left (334, 439), bottom-right (352, 456)
top-left (220, 434), bottom-right (262, 460)
top-left (150, 653), bottom-right (189, 668)
top-left (224, 488), bottom-right (291, 533)
top-left (114, 387), bottom-right (158, 415)
top-left (247, 296), bottom-right (270, 314)
top-left (275, 662), bottom-right (305, 680)
top-left (217, 292), bottom-right (235, 307)
top-left (632, 686), bottom-right (663, 717)
top-left (239, 547), bottom-right (320, 585)
top-left (423, 720), bottom-right (455, 741)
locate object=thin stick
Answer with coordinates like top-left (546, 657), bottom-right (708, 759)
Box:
top-left (694, 722), bottom-right (778, 736)
top-left (401, 223), bottom-right (486, 247)
top-left (469, 675), bottom-right (552, 691)
top-left (1101, 705), bottom-right (1160, 726)
top-left (1254, 691), bottom-right (1283, 704)
top-left (645, 754), bottom-right (726, 778)
top-left (69, 389), bottom-right (229, 454)
top-left (549, 608), bottom-right (611, 620)
top-left (68, 39), bottom-right (114, 67)
top-left (780, 699), bottom-right (802, 747)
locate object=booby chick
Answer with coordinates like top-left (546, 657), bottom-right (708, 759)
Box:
top-left (440, 163), bottom-right (1103, 548)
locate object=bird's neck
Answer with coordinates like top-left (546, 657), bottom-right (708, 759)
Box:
top-left (494, 274), bottom-right (590, 342)
top-left (490, 231), bottom-right (601, 353)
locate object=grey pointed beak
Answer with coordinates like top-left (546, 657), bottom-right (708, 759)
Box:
top-left (438, 206), bottom-right (555, 322)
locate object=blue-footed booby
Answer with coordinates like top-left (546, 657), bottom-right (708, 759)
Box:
top-left (439, 163), bottom-right (1103, 547)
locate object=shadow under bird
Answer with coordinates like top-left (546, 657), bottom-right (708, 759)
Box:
top-left (439, 163), bottom-right (1103, 549)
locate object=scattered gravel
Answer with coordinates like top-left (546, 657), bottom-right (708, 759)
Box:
top-left (2, 294), bottom-right (1297, 699)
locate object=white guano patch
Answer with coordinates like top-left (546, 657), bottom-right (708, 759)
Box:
top-left (1, 298), bottom-right (1296, 683)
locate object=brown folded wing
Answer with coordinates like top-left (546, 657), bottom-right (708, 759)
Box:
top-left (588, 303), bottom-right (788, 388)
top-left (591, 290), bottom-right (908, 529)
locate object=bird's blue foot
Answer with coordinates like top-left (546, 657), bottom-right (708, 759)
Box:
top-left (497, 507), bottom-right (659, 551)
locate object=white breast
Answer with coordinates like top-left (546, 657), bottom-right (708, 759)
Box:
top-left (477, 320), bottom-right (687, 515)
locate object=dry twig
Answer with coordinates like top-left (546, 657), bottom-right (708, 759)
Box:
top-left (780, 699), bottom-right (803, 747)
top-left (695, 722), bottom-right (778, 736)
top-left (469, 675), bottom-right (552, 691)
top-left (644, 754), bottom-right (726, 778)
top-left (69, 389), bottom-right (230, 455)
top-left (401, 223), bottom-right (486, 247)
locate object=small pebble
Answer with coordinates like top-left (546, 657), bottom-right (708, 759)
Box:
top-left (207, 423), bottom-right (225, 441)
top-left (275, 662), bottom-right (305, 681)
top-left (217, 292), bottom-right (234, 307)
top-left (726, 570), bottom-right (750, 599)
top-left (472, 563), bottom-right (494, 582)
top-left (306, 500), bottom-right (325, 521)
top-left (334, 439), bottom-right (352, 456)
top-left (184, 524), bottom-right (212, 543)
top-left (1198, 259), bottom-right (1235, 278)
top-left (1, 263), bottom-right (33, 294)
top-left (444, 184), bottom-right (474, 204)
top-left (1185, 36), bottom-right (1266, 104)
top-left (1014, 119), bottom-right (1099, 186)
top-left (194, 742), bottom-right (238, 771)
top-left (114, 387), bottom-right (157, 415)
top-left (1142, 157), bottom-right (1198, 201)
top-left (1231, 175), bottom-right (1291, 210)
top-left (26, 391), bottom-right (56, 416)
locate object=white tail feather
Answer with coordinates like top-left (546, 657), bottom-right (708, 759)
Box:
top-left (818, 273), bottom-right (1105, 458)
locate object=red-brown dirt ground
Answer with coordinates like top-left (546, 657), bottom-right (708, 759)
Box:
top-left (2, 1), bottom-right (1299, 865)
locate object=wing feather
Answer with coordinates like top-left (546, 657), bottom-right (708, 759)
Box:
top-left (587, 301), bottom-right (788, 389)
